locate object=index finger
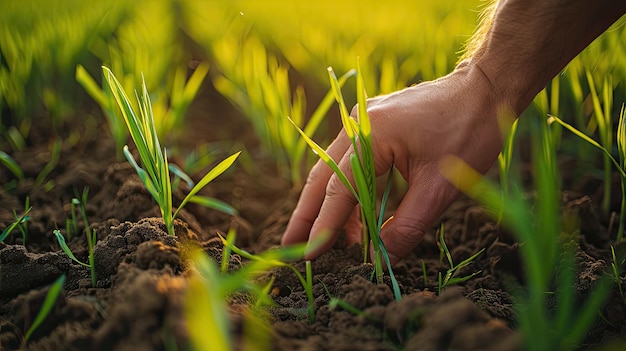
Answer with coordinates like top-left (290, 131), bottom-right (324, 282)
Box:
top-left (282, 131), bottom-right (351, 246)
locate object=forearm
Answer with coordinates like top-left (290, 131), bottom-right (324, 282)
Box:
top-left (466, 0), bottom-right (626, 115)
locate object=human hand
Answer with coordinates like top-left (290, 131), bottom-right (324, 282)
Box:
top-left (281, 63), bottom-right (511, 266)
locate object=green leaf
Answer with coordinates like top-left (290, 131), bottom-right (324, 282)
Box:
top-left (355, 58), bottom-right (371, 138)
top-left (189, 195), bottom-right (238, 216)
top-left (0, 151), bottom-right (23, 180)
top-left (447, 271), bottom-right (482, 285)
top-left (76, 64), bottom-right (107, 107)
top-left (328, 67), bottom-right (355, 140)
top-left (0, 206), bottom-right (30, 242)
top-left (22, 274), bottom-right (66, 345)
top-left (550, 115), bottom-right (625, 178)
top-left (123, 146), bottom-right (160, 202)
top-left (186, 250), bottom-right (232, 351)
top-left (377, 236), bottom-right (402, 301)
top-left (377, 168), bottom-right (394, 231)
top-left (175, 152), bottom-right (241, 218)
top-left (53, 230), bottom-right (89, 267)
top-left (221, 227), bottom-right (237, 273)
top-left (169, 163), bottom-right (195, 189)
top-left (454, 248), bottom-right (485, 271)
top-left (350, 153), bottom-right (369, 208)
top-left (288, 116), bottom-right (358, 200)
top-left (296, 69), bottom-right (357, 160)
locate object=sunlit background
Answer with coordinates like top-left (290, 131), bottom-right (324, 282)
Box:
top-left (2, 0), bottom-right (626, 184)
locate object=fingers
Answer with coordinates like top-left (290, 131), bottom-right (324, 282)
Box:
top-left (304, 147), bottom-right (359, 259)
top-left (376, 164), bottom-right (460, 267)
top-left (281, 131), bottom-right (352, 246)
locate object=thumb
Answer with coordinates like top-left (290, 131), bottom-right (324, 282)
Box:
top-left (375, 167), bottom-right (460, 267)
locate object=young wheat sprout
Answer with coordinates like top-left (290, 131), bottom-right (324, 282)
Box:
top-left (103, 66), bottom-right (240, 236)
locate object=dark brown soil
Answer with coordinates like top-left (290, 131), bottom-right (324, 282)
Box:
top-left (1, 89), bottom-right (625, 350)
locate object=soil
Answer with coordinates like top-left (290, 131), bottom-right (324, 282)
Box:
top-left (1, 86), bottom-right (625, 351)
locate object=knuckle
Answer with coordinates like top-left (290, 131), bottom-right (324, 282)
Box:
top-left (304, 160), bottom-right (327, 186)
top-left (389, 217), bottom-right (427, 247)
top-left (326, 174), bottom-right (350, 197)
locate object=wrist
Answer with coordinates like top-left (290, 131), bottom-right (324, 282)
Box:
top-left (451, 60), bottom-right (521, 123)
top-left (470, 57), bottom-right (536, 117)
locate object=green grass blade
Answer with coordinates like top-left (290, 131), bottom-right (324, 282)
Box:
top-left (377, 236), bottom-right (402, 301)
top-left (454, 248), bottom-right (485, 271)
top-left (350, 153), bottom-right (369, 208)
top-left (327, 67), bottom-right (355, 140)
top-left (103, 67), bottom-right (148, 153)
top-left (53, 230), bottom-right (89, 267)
top-left (221, 227), bottom-right (236, 273)
top-left (377, 168), bottom-right (394, 231)
top-left (0, 151), bottom-right (23, 180)
top-left (550, 115), bottom-right (626, 178)
top-left (439, 225), bottom-right (454, 268)
top-left (300, 69), bottom-right (356, 137)
top-left (34, 139), bottom-right (61, 187)
top-left (76, 65), bottom-right (106, 107)
top-left (175, 151), bottom-right (241, 218)
top-left (186, 250), bottom-right (232, 351)
top-left (168, 163), bottom-right (195, 189)
top-left (288, 116), bottom-right (358, 200)
top-left (586, 70), bottom-right (607, 137)
top-left (355, 58), bottom-right (371, 138)
top-left (170, 61), bottom-right (210, 125)
top-left (305, 260), bottom-right (315, 323)
top-left (447, 271), bottom-right (482, 286)
top-left (618, 104), bottom-right (626, 162)
top-left (0, 207), bottom-right (30, 242)
top-left (123, 146), bottom-right (160, 202)
top-left (562, 277), bottom-right (611, 349)
top-left (22, 274), bottom-right (66, 346)
top-left (188, 195), bottom-right (238, 216)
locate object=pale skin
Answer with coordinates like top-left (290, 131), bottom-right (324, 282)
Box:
top-left (282, 0), bottom-right (626, 266)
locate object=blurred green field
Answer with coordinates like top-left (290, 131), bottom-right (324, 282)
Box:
top-left (3, 3), bottom-right (626, 349)
top-left (1, 0), bottom-right (626, 179)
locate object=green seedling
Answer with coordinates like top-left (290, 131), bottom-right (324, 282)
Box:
top-left (186, 232), bottom-right (313, 350)
top-left (65, 197), bottom-right (80, 240)
top-left (186, 248), bottom-right (276, 351)
top-left (219, 233), bottom-right (316, 323)
top-left (185, 248), bottom-right (234, 351)
top-left (436, 223), bottom-right (484, 295)
top-left (496, 116), bottom-right (520, 225)
top-left (103, 66), bottom-right (240, 236)
top-left (220, 227), bottom-right (237, 274)
top-left (610, 245), bottom-right (625, 301)
top-left (78, 61), bottom-right (210, 156)
top-left (0, 199), bottom-right (31, 244)
top-left (54, 187), bottom-right (96, 287)
top-left (167, 163), bottom-right (238, 217)
top-left (551, 111), bottom-right (626, 241)
top-left (617, 105), bottom-right (626, 242)
top-left (0, 150), bottom-right (24, 183)
top-left (76, 64), bottom-right (126, 158)
top-left (1, 125), bottom-right (27, 152)
top-left (318, 278), bottom-right (377, 322)
top-left (421, 259), bottom-right (428, 287)
top-left (586, 71), bottom-right (614, 216)
top-left (0, 0), bottom-right (127, 131)
top-left (290, 61), bottom-right (401, 302)
top-left (210, 33), bottom-right (356, 185)
top-left (34, 138), bottom-right (61, 191)
top-left (590, 72), bottom-right (613, 208)
top-left (21, 274), bottom-right (65, 348)
top-left (441, 115), bottom-right (611, 350)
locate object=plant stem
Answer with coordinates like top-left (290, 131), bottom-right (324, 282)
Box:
top-left (617, 177), bottom-right (626, 242)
